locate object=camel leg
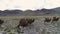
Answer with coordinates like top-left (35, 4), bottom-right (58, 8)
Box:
top-left (44, 22), bottom-right (47, 25)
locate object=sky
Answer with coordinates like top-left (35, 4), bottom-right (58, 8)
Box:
top-left (0, 0), bottom-right (60, 10)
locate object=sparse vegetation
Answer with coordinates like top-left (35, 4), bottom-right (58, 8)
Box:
top-left (0, 16), bottom-right (59, 34)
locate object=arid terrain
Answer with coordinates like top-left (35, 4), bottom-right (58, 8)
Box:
top-left (0, 16), bottom-right (60, 34)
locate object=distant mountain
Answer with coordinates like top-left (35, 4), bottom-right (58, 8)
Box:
top-left (0, 10), bottom-right (23, 16)
top-left (0, 7), bottom-right (60, 16)
top-left (52, 7), bottom-right (60, 12)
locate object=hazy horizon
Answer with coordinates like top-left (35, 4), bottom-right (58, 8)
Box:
top-left (0, 0), bottom-right (60, 10)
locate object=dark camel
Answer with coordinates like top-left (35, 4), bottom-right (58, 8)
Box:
top-left (17, 18), bottom-right (35, 28)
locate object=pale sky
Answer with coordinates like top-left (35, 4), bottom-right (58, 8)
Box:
top-left (0, 0), bottom-right (60, 10)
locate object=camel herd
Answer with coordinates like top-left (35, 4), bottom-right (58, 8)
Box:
top-left (0, 17), bottom-right (59, 28)
top-left (17, 17), bottom-right (60, 28)
top-left (44, 17), bottom-right (59, 25)
top-left (44, 17), bottom-right (59, 22)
